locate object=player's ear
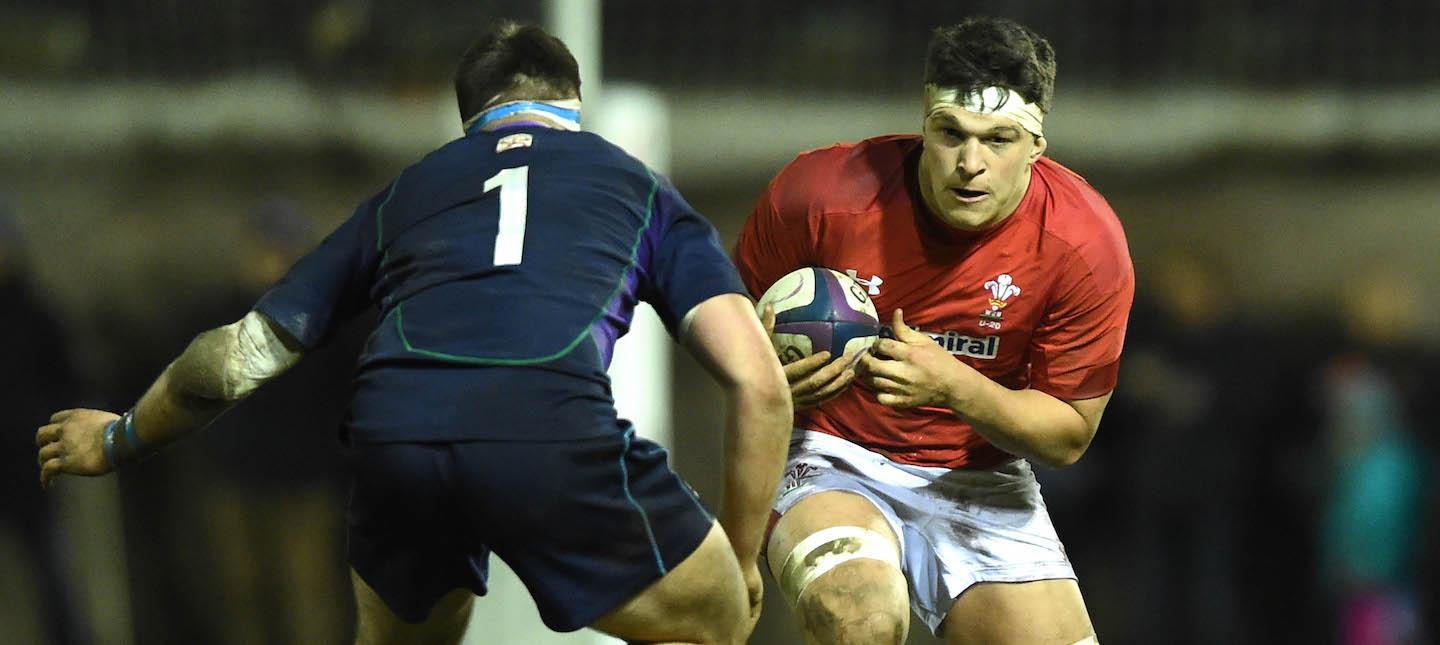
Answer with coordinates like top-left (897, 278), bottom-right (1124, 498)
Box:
top-left (1029, 135), bottom-right (1047, 162)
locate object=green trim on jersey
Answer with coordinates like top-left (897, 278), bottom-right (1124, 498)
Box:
top-left (390, 167), bottom-right (660, 366)
top-left (375, 174), bottom-right (403, 251)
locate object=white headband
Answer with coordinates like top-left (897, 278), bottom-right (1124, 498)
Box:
top-left (925, 84), bottom-right (1044, 137)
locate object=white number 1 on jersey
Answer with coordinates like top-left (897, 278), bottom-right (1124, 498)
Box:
top-left (484, 166), bottom-right (528, 266)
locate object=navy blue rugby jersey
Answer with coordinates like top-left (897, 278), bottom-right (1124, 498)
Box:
top-left (253, 125), bottom-right (745, 441)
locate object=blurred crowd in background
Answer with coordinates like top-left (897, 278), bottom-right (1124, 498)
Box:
top-left (2, 2), bottom-right (1438, 644)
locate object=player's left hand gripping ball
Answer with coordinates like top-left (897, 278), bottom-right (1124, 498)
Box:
top-left (760, 303), bottom-right (856, 409)
top-left (36, 409), bottom-right (118, 488)
top-left (858, 309), bottom-right (966, 409)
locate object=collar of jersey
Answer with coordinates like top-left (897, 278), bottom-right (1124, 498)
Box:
top-left (466, 102), bottom-right (581, 136)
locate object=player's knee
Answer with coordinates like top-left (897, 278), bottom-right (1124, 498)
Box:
top-left (666, 534), bottom-right (749, 645)
top-left (796, 560), bottom-right (907, 645)
top-left (686, 578), bottom-right (747, 645)
top-left (710, 572), bottom-right (753, 644)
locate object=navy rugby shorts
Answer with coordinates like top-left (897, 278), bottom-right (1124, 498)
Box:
top-left (344, 428), bottom-right (713, 631)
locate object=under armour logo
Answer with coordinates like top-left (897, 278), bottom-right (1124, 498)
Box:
top-left (845, 269), bottom-right (883, 296)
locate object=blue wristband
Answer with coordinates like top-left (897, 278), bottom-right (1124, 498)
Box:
top-left (122, 409), bottom-right (145, 454)
top-left (102, 418), bottom-right (121, 468)
top-left (105, 409), bottom-right (152, 468)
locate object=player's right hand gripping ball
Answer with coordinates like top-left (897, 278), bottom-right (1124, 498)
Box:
top-left (756, 267), bottom-right (880, 366)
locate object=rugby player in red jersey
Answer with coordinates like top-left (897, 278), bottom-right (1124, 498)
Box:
top-left (735, 16), bottom-right (1134, 645)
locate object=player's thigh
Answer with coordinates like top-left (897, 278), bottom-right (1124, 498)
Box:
top-left (768, 490), bottom-right (908, 623)
top-left (589, 522), bottom-right (748, 645)
top-left (352, 569), bottom-right (474, 645)
top-left (941, 578), bottom-right (1095, 645)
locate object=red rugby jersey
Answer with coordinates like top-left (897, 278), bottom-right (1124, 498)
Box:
top-left (735, 135), bottom-right (1134, 468)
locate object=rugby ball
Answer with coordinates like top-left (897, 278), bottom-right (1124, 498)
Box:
top-left (756, 267), bottom-right (880, 365)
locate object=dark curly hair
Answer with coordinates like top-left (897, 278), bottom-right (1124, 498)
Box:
top-left (924, 17), bottom-right (1057, 114)
top-left (454, 21), bottom-right (581, 125)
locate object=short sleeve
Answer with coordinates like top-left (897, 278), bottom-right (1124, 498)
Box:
top-left (642, 178), bottom-right (747, 334)
top-left (1027, 250), bottom-right (1135, 400)
top-left (253, 190), bottom-right (384, 350)
top-left (733, 164), bottom-right (816, 297)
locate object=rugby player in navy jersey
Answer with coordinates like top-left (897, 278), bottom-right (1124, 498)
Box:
top-left (35, 21), bottom-right (791, 645)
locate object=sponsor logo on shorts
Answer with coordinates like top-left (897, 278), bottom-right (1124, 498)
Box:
top-left (880, 325), bottom-right (999, 359)
top-left (779, 462), bottom-right (820, 496)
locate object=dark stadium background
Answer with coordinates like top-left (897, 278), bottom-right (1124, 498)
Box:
top-left (2, 2), bottom-right (1436, 644)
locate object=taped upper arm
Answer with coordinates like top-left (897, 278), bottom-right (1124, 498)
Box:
top-left (217, 311), bottom-right (305, 400)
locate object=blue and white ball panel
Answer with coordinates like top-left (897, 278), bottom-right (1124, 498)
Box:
top-left (757, 267), bottom-right (879, 364)
top-left (769, 327), bottom-right (814, 365)
top-left (760, 267), bottom-right (878, 325)
top-left (757, 267), bottom-right (818, 322)
top-left (770, 320), bottom-right (879, 365)
top-left (832, 320), bottom-right (881, 356)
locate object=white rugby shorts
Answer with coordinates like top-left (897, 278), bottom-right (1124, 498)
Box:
top-left (772, 430), bottom-right (1077, 633)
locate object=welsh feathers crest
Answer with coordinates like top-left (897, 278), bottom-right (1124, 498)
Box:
top-left (984, 274), bottom-right (1021, 310)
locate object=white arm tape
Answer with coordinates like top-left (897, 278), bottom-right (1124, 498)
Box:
top-left (220, 311), bottom-right (303, 400)
top-left (678, 302), bottom-right (702, 341)
top-left (778, 526), bottom-right (901, 606)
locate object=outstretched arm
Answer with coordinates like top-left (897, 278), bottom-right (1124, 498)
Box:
top-left (36, 311), bottom-right (304, 487)
top-left (679, 293), bottom-right (793, 563)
